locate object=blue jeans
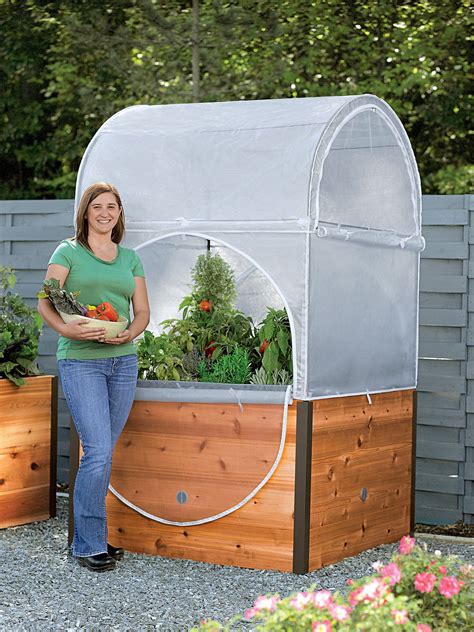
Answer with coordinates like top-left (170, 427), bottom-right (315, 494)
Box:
top-left (58, 354), bottom-right (138, 557)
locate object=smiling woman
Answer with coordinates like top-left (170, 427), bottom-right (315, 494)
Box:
top-left (36, 182), bottom-right (150, 573)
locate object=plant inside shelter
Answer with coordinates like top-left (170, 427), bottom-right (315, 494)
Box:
top-left (170, 251), bottom-right (258, 363)
top-left (137, 251), bottom-right (293, 385)
top-left (250, 307), bottom-right (292, 384)
top-left (0, 267), bottom-right (42, 386)
top-left (136, 330), bottom-right (187, 381)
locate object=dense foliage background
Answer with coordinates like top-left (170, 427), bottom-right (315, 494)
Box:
top-left (1, 0), bottom-right (472, 198)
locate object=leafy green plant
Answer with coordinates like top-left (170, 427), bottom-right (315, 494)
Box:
top-left (159, 317), bottom-right (198, 354)
top-left (256, 307), bottom-right (292, 377)
top-left (196, 310), bottom-right (257, 362)
top-left (194, 536), bottom-right (473, 631)
top-left (0, 267), bottom-right (42, 386)
top-left (198, 346), bottom-right (251, 384)
top-left (136, 330), bottom-right (187, 381)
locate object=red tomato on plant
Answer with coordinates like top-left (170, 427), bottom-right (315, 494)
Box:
top-left (205, 341), bottom-right (216, 357)
top-left (96, 302), bottom-right (118, 322)
top-left (259, 338), bottom-right (270, 354)
top-left (199, 299), bottom-right (212, 312)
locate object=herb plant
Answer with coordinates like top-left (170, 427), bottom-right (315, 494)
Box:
top-left (249, 367), bottom-right (292, 386)
top-left (189, 251), bottom-right (237, 313)
top-left (0, 267), bottom-right (42, 386)
top-left (198, 346), bottom-right (251, 384)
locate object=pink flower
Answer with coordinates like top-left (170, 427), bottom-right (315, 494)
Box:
top-left (416, 625), bottom-right (432, 632)
top-left (312, 590), bottom-right (333, 609)
top-left (248, 595), bottom-right (279, 615)
top-left (244, 607), bottom-right (257, 620)
top-left (399, 535), bottom-right (416, 555)
top-left (414, 572), bottom-right (437, 593)
top-left (438, 576), bottom-right (463, 599)
top-left (312, 621), bottom-right (332, 632)
top-left (348, 587), bottom-right (363, 607)
top-left (438, 565), bottom-right (447, 575)
top-left (349, 578), bottom-right (388, 605)
top-left (460, 564), bottom-right (473, 576)
top-left (257, 595), bottom-right (278, 610)
top-left (392, 608), bottom-right (409, 625)
top-left (290, 592), bottom-right (313, 610)
top-left (381, 562), bottom-right (402, 586)
top-left (329, 603), bottom-right (351, 621)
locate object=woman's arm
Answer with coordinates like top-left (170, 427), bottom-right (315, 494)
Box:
top-left (104, 276), bottom-right (150, 345)
top-left (37, 264), bottom-right (106, 341)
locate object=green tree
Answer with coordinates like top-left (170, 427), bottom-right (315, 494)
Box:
top-left (0, 0), bottom-right (471, 198)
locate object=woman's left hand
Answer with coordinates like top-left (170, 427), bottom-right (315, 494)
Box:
top-left (103, 330), bottom-right (132, 345)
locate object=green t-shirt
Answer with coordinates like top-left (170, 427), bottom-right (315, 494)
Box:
top-left (48, 239), bottom-right (145, 360)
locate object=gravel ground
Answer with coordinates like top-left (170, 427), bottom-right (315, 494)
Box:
top-left (1, 497), bottom-right (472, 632)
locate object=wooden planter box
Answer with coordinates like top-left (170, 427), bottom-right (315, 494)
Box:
top-left (70, 388), bottom-right (415, 572)
top-left (0, 375), bottom-right (58, 528)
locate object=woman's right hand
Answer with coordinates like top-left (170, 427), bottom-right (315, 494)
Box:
top-left (61, 320), bottom-right (107, 342)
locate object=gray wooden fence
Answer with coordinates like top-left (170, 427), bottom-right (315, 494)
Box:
top-left (417, 195), bottom-right (473, 525)
top-left (1, 195), bottom-right (473, 525)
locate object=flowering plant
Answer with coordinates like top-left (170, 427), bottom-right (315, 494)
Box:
top-left (193, 536), bottom-right (473, 631)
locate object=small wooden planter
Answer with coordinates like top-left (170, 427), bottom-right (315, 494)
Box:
top-left (0, 375), bottom-right (58, 528)
top-left (71, 389), bottom-right (415, 572)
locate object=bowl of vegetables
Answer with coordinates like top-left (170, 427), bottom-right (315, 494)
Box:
top-left (38, 279), bottom-right (128, 340)
top-left (58, 310), bottom-right (128, 339)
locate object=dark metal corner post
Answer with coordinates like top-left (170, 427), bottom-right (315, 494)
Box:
top-left (293, 400), bottom-right (313, 574)
top-left (68, 423), bottom-right (80, 546)
top-left (410, 390), bottom-right (417, 536)
top-left (49, 376), bottom-right (59, 518)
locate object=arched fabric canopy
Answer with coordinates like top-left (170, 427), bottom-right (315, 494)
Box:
top-left (76, 94), bottom-right (423, 401)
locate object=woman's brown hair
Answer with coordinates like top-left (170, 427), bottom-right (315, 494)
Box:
top-left (75, 182), bottom-right (125, 250)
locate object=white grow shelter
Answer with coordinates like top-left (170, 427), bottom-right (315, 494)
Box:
top-left (76, 94), bottom-right (424, 401)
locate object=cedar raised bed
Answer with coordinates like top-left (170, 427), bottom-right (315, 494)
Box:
top-left (0, 375), bottom-right (58, 528)
top-left (70, 388), bottom-right (414, 572)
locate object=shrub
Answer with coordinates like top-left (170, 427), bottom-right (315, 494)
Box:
top-left (193, 537), bottom-right (473, 631)
top-left (0, 267), bottom-right (42, 386)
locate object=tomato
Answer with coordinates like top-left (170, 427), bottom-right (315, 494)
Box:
top-left (205, 340), bottom-right (216, 357)
top-left (86, 309), bottom-right (99, 319)
top-left (96, 301), bottom-right (118, 322)
top-left (199, 299), bottom-right (212, 312)
top-left (259, 338), bottom-right (269, 354)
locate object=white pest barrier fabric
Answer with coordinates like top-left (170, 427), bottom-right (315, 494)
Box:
top-left (76, 94), bottom-right (423, 401)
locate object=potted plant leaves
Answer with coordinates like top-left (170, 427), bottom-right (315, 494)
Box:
top-left (0, 266), bottom-right (57, 528)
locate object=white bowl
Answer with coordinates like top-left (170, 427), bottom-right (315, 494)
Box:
top-left (59, 311), bottom-right (128, 340)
